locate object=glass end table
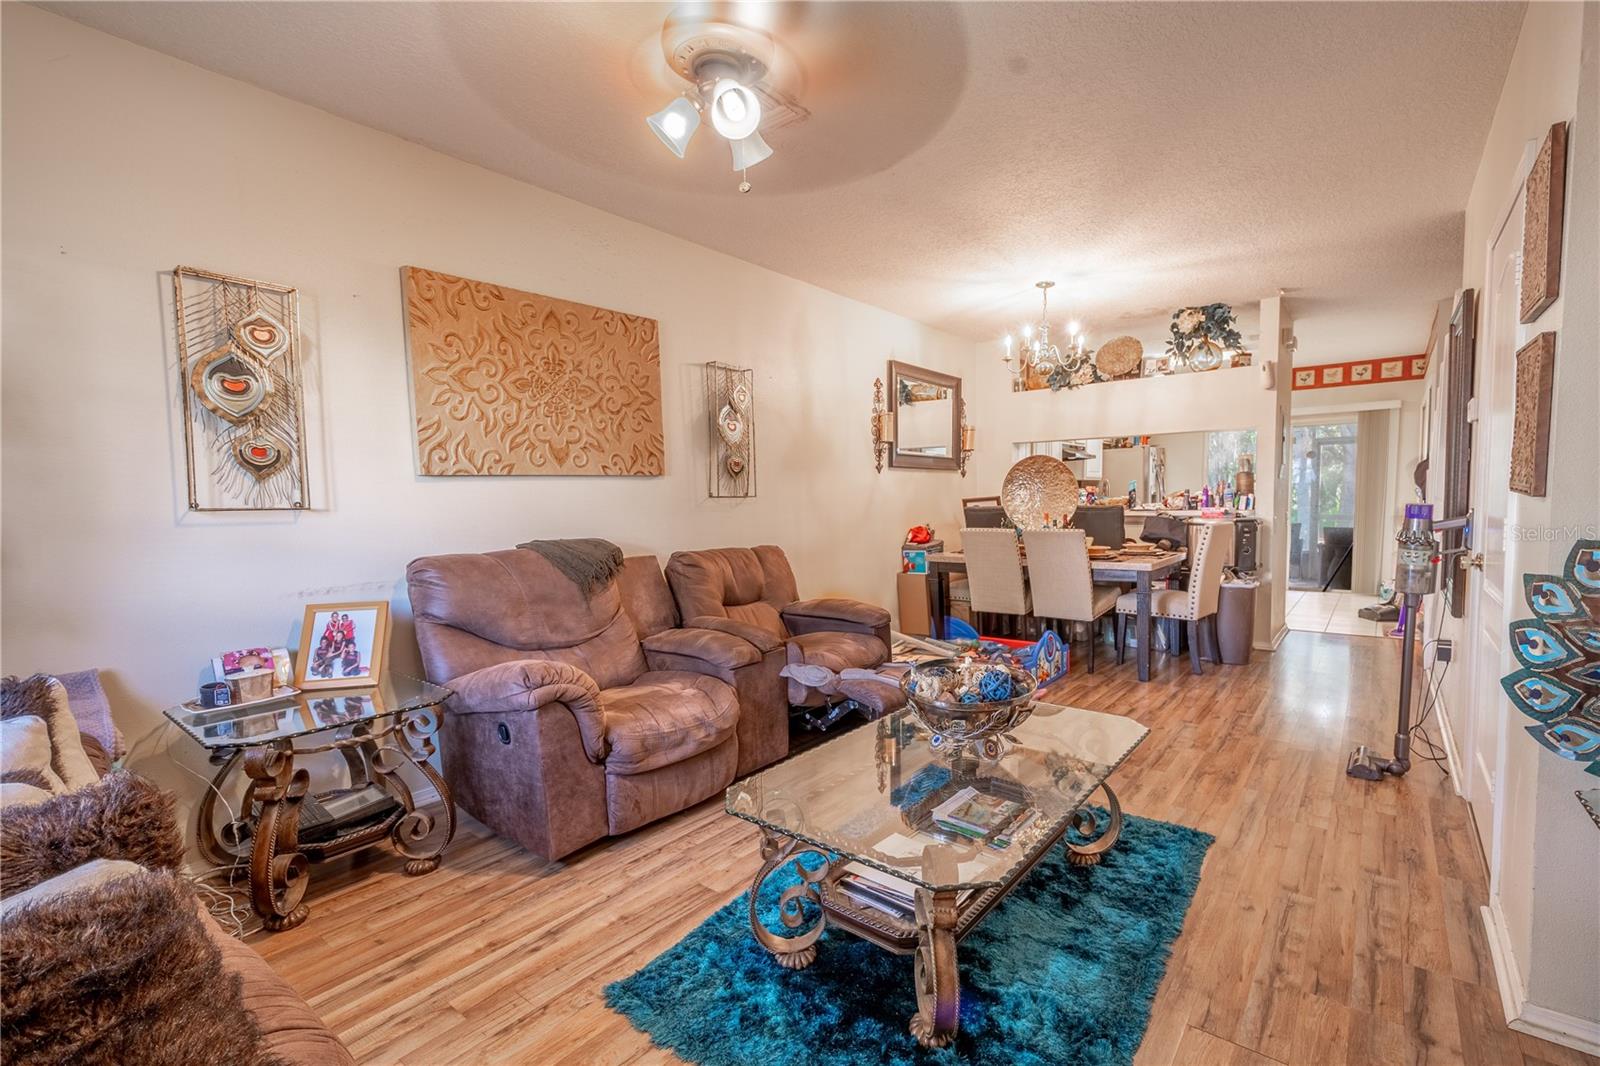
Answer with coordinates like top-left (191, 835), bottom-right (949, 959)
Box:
top-left (164, 673), bottom-right (454, 931)
top-left (725, 700), bottom-right (1148, 1048)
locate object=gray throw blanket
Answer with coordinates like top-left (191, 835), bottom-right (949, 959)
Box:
top-left (517, 538), bottom-right (624, 598)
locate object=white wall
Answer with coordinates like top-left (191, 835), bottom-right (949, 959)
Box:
top-left (969, 300), bottom-right (1292, 648)
top-left (0, 9), bottom-right (976, 806)
top-left (1422, 0), bottom-right (1599, 1045)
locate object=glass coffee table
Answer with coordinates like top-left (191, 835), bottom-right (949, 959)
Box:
top-left (164, 673), bottom-right (454, 931)
top-left (725, 701), bottom-right (1148, 1048)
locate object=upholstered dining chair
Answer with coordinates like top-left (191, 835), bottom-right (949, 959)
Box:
top-left (1022, 528), bottom-right (1119, 673)
top-left (961, 527), bottom-right (1030, 638)
top-left (1115, 520), bottom-right (1233, 674)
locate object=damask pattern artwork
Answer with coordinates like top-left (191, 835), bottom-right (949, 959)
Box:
top-left (174, 266), bottom-right (310, 511)
top-left (402, 267), bottom-right (664, 476)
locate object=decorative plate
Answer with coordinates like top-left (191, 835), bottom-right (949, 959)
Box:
top-left (1000, 455), bottom-right (1079, 530)
top-left (1095, 335), bottom-right (1144, 379)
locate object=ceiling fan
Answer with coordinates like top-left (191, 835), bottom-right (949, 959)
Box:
top-left (644, 8), bottom-right (783, 192)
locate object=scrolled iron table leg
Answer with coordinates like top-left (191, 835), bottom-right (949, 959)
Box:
top-left (370, 706), bottom-right (455, 875)
top-left (747, 828), bottom-right (830, 970)
top-left (909, 887), bottom-right (961, 1048)
top-left (1064, 782), bottom-right (1124, 867)
top-left (244, 744), bottom-right (311, 931)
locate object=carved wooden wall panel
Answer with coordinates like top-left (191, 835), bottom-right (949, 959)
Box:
top-left (402, 267), bottom-right (664, 476)
top-left (1509, 332), bottom-right (1556, 497)
top-left (1520, 122), bottom-right (1566, 324)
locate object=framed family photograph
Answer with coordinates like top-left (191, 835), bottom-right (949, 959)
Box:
top-left (295, 601), bottom-right (390, 690)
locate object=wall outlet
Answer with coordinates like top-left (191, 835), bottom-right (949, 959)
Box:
top-left (1436, 639), bottom-right (1453, 663)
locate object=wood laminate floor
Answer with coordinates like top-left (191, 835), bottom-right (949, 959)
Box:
top-left (249, 632), bottom-right (1598, 1066)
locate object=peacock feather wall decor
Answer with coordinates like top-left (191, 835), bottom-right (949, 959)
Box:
top-left (1501, 540), bottom-right (1600, 805)
top-left (174, 266), bottom-right (309, 511)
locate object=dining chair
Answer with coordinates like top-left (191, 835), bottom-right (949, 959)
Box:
top-left (1115, 521), bottom-right (1232, 674)
top-left (1022, 528), bottom-right (1119, 673)
top-left (961, 527), bottom-right (1030, 638)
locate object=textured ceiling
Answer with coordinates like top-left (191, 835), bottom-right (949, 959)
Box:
top-left (45, 1), bottom-right (1523, 362)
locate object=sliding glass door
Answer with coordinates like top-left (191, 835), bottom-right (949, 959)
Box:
top-left (1289, 421), bottom-right (1358, 589)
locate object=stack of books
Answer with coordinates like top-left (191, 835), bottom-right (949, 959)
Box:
top-left (835, 863), bottom-right (973, 920)
top-left (932, 786), bottom-right (1040, 850)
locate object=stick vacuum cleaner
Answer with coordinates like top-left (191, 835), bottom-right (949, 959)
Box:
top-left (1347, 503), bottom-right (1471, 781)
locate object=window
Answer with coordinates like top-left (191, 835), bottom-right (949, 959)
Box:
top-left (1204, 429), bottom-right (1257, 488)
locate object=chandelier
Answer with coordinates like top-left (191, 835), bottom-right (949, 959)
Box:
top-left (1002, 281), bottom-right (1090, 388)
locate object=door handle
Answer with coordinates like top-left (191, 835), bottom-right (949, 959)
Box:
top-left (1460, 552), bottom-right (1485, 572)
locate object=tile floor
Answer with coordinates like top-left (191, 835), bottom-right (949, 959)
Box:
top-left (1284, 589), bottom-right (1398, 637)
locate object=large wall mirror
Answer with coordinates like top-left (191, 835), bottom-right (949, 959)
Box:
top-left (889, 360), bottom-right (961, 471)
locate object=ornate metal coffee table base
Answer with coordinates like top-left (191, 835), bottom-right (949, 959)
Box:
top-left (745, 784), bottom-right (1124, 1050)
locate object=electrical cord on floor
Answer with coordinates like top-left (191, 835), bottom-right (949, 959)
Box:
top-left (1409, 638), bottom-right (1452, 776)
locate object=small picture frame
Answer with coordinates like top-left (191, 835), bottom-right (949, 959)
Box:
top-left (295, 601), bottom-right (390, 690)
top-left (902, 549), bottom-right (930, 575)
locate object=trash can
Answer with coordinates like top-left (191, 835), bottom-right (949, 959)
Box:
top-left (1217, 578), bottom-right (1259, 665)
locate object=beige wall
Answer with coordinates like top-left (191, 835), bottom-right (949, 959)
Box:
top-left (0, 9), bottom-right (976, 805)
top-left (1422, 0), bottom-right (1598, 1042)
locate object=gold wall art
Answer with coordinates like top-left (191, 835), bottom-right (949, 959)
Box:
top-left (174, 266), bottom-right (310, 511)
top-left (402, 267), bottom-right (665, 476)
top-left (1520, 122), bottom-right (1567, 324)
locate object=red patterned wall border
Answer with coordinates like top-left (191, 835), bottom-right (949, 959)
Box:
top-left (1291, 353), bottom-right (1428, 390)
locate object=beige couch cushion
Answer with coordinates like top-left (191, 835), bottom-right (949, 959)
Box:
top-left (0, 781), bottom-right (52, 811)
top-left (1, 717), bottom-right (66, 794)
top-left (0, 858), bottom-right (143, 918)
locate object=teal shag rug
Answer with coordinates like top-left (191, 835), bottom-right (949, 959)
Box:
top-left (605, 811), bottom-right (1212, 1066)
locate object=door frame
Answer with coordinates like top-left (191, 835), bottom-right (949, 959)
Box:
top-left (1464, 141), bottom-right (1541, 886)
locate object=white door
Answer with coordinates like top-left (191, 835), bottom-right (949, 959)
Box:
top-left (1462, 187), bottom-right (1523, 843)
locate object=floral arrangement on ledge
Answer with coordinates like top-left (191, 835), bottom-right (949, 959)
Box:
top-left (1166, 303), bottom-right (1248, 372)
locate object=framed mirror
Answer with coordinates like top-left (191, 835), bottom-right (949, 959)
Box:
top-left (888, 361), bottom-right (961, 471)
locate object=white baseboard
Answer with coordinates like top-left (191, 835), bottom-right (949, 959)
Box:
top-left (1481, 899), bottom-right (1600, 1056)
top-left (1253, 623), bottom-right (1289, 652)
top-left (1428, 690), bottom-right (1465, 797)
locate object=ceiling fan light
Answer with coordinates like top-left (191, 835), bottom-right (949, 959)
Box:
top-left (709, 77), bottom-right (761, 140)
top-left (647, 96), bottom-right (701, 158)
top-left (728, 130), bottom-right (773, 171)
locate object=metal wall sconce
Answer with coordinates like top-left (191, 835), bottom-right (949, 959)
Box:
top-left (871, 377), bottom-right (896, 472)
top-left (959, 399), bottom-right (975, 478)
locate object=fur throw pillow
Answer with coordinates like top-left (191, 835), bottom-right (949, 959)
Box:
top-left (1, 674), bottom-right (99, 790)
top-left (0, 673), bottom-right (56, 720)
top-left (0, 867), bottom-right (286, 1066)
top-left (0, 771), bottom-right (184, 897)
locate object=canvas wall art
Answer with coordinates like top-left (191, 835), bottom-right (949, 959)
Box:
top-left (174, 266), bottom-right (310, 510)
top-left (402, 266), bottom-right (664, 476)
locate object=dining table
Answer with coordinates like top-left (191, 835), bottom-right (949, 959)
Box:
top-left (924, 547), bottom-right (1188, 682)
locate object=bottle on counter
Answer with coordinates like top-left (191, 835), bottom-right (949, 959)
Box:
top-left (1201, 484), bottom-right (1212, 508)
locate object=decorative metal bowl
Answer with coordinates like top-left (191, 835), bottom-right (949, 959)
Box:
top-left (899, 658), bottom-right (1038, 745)
top-left (1001, 455), bottom-right (1079, 530)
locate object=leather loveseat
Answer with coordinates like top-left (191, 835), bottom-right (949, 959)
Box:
top-left (664, 546), bottom-right (892, 707)
top-left (406, 549), bottom-right (787, 860)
